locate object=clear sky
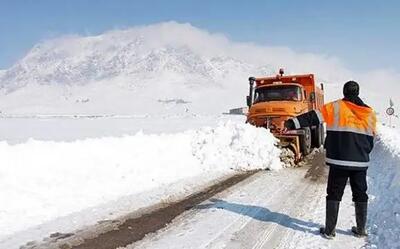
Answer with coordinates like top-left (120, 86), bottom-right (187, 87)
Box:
top-left (0, 0), bottom-right (399, 72)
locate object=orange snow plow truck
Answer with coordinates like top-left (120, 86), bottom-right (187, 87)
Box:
top-left (246, 69), bottom-right (325, 161)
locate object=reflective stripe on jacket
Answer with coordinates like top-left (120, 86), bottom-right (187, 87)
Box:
top-left (290, 99), bottom-right (376, 170)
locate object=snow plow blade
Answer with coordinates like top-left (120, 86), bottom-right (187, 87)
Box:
top-left (276, 134), bottom-right (302, 163)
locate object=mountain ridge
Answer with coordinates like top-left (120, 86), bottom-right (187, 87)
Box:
top-left (0, 22), bottom-right (275, 114)
top-left (0, 22), bottom-right (274, 93)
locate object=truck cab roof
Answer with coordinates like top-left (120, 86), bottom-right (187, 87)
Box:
top-left (255, 74), bottom-right (315, 87)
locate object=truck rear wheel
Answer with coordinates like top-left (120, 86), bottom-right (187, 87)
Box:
top-left (300, 127), bottom-right (312, 155)
top-left (311, 124), bottom-right (324, 148)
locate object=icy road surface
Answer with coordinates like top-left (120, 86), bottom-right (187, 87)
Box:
top-left (127, 159), bottom-right (366, 249)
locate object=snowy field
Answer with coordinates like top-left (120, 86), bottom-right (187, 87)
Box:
top-left (0, 115), bottom-right (243, 144)
top-left (0, 115), bottom-right (281, 248)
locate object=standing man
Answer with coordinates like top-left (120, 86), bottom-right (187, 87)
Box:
top-left (284, 81), bottom-right (376, 239)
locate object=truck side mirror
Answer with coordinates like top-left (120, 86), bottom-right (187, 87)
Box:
top-left (310, 92), bottom-right (316, 102)
top-left (246, 96), bottom-right (252, 107)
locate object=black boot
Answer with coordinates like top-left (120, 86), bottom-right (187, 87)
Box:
top-left (352, 202), bottom-right (368, 237)
top-left (320, 200), bottom-right (340, 239)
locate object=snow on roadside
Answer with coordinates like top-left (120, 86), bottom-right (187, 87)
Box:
top-left (368, 125), bottom-right (400, 248)
top-left (0, 121), bottom-right (281, 243)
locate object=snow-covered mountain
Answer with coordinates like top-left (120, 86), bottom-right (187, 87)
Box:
top-left (0, 39), bottom-right (259, 90)
top-left (0, 22), bottom-right (279, 115)
top-left (0, 21), bottom-right (398, 117)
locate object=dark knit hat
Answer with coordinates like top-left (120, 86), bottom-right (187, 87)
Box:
top-left (343, 81), bottom-right (360, 97)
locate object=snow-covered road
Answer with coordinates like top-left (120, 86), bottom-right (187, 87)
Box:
top-left (127, 157), bottom-right (366, 249)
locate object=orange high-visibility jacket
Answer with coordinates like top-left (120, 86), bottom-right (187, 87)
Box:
top-left (290, 99), bottom-right (376, 169)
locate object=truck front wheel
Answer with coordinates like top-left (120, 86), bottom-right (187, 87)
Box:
top-left (300, 127), bottom-right (312, 155)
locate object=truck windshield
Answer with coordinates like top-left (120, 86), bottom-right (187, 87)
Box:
top-left (254, 85), bottom-right (302, 103)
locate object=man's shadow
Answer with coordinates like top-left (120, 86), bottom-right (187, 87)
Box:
top-left (195, 198), bottom-right (349, 235)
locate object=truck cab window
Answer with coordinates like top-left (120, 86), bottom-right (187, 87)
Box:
top-left (254, 85), bottom-right (302, 103)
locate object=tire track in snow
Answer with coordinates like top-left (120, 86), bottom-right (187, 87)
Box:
top-left (250, 180), bottom-right (315, 249)
top-left (129, 168), bottom-right (316, 249)
top-left (127, 152), bottom-right (367, 249)
top-left (130, 170), bottom-right (289, 249)
top-left (219, 171), bottom-right (319, 249)
top-left (202, 171), bottom-right (299, 249)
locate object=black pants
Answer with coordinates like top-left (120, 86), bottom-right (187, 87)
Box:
top-left (326, 166), bottom-right (368, 202)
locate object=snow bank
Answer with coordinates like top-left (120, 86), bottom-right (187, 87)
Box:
top-left (0, 121), bottom-right (281, 241)
top-left (368, 125), bottom-right (400, 248)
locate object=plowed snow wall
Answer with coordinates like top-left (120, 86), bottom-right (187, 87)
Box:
top-left (368, 126), bottom-right (400, 248)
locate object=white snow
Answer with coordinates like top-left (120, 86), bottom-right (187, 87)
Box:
top-left (117, 125), bottom-right (400, 249)
top-left (125, 163), bottom-right (364, 249)
top-left (0, 114), bottom-right (244, 144)
top-left (0, 119), bottom-right (281, 247)
top-left (368, 125), bottom-right (400, 248)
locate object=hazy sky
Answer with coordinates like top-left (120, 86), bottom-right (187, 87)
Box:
top-left (0, 0), bottom-right (398, 72)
